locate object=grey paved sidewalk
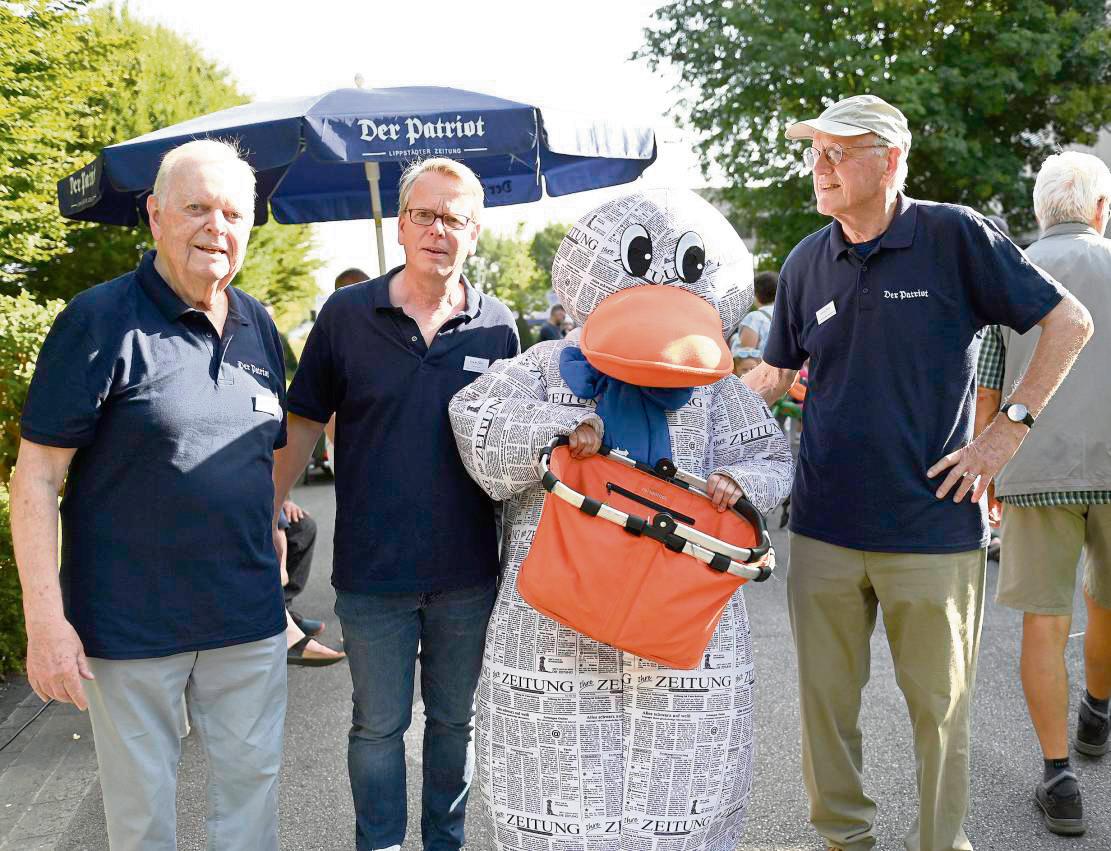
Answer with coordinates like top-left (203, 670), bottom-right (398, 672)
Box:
top-left (0, 690), bottom-right (96, 849)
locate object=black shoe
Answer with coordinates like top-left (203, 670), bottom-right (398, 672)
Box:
top-left (986, 536), bottom-right (1000, 562)
top-left (1035, 772), bottom-right (1086, 836)
top-left (288, 609), bottom-right (325, 637)
top-left (1075, 695), bottom-right (1110, 757)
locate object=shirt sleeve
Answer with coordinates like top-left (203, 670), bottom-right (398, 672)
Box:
top-left (267, 318), bottom-right (289, 449)
top-left (286, 298), bottom-right (340, 425)
top-left (761, 271), bottom-right (807, 370)
top-left (19, 301), bottom-right (114, 448)
top-left (975, 325), bottom-right (1005, 391)
top-left (962, 213), bottom-right (1065, 334)
top-left (505, 317), bottom-right (522, 359)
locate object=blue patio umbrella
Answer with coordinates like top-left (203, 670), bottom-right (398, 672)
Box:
top-left (58, 85), bottom-right (657, 273)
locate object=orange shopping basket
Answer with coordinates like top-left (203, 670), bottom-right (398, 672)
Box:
top-left (517, 438), bottom-right (773, 669)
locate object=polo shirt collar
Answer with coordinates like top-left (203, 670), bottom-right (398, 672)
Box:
top-left (138, 250), bottom-right (193, 322)
top-left (373, 265), bottom-right (482, 323)
top-left (1041, 222), bottom-right (1099, 239)
top-left (138, 250), bottom-right (248, 327)
top-left (828, 193), bottom-right (918, 260)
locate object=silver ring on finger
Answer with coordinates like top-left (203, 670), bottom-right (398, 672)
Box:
top-left (962, 471), bottom-right (976, 479)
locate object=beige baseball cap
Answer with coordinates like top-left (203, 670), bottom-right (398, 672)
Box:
top-left (785, 95), bottom-right (912, 150)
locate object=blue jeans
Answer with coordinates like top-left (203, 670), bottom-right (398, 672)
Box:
top-left (335, 581), bottom-right (496, 851)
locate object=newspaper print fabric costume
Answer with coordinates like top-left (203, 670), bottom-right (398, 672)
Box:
top-left (450, 190), bottom-right (793, 850)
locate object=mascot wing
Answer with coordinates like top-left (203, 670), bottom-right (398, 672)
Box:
top-left (449, 345), bottom-right (603, 501)
top-left (709, 377), bottom-right (794, 515)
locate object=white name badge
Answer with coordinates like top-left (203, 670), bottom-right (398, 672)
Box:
top-left (253, 394), bottom-right (282, 417)
top-left (463, 356), bottom-right (490, 374)
top-left (816, 300), bottom-right (837, 324)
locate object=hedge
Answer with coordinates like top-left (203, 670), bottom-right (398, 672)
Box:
top-left (0, 292), bottom-right (64, 675)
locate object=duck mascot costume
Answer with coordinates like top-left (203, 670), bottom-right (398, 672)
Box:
top-left (449, 189), bottom-right (793, 850)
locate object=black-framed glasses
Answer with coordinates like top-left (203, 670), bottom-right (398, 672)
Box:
top-left (406, 208), bottom-right (472, 231)
top-left (802, 143), bottom-right (890, 173)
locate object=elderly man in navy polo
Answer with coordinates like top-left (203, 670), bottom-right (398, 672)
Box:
top-left (11, 139), bottom-right (288, 850)
top-left (272, 157), bottom-right (519, 851)
top-left (744, 95), bottom-right (1093, 851)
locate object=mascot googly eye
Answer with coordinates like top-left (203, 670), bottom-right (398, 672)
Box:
top-left (674, 231), bottom-right (705, 283)
top-left (619, 224), bottom-right (654, 277)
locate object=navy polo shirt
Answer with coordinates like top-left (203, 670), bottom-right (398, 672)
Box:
top-left (764, 195), bottom-right (1064, 553)
top-left (20, 251), bottom-right (288, 659)
top-left (287, 267), bottom-right (519, 593)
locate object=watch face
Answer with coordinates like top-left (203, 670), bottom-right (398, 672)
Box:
top-left (1007, 403), bottom-right (1029, 422)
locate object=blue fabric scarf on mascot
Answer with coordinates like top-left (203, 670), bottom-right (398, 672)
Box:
top-left (559, 347), bottom-right (693, 465)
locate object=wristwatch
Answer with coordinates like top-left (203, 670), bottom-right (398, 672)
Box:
top-left (1001, 402), bottom-right (1035, 429)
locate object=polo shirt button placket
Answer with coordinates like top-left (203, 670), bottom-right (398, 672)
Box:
top-left (216, 328), bottom-right (237, 385)
top-left (859, 264), bottom-right (875, 312)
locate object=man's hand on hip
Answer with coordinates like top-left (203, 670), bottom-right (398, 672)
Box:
top-left (26, 618), bottom-right (94, 711)
top-left (928, 417), bottom-right (1026, 503)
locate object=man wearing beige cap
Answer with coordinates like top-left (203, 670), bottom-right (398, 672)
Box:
top-left (744, 94), bottom-right (1093, 850)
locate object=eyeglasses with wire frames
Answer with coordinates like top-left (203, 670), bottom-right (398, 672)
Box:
top-left (405, 208), bottom-right (473, 231)
top-left (802, 143), bottom-right (891, 173)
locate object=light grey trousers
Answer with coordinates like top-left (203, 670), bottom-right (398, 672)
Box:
top-left (85, 634), bottom-right (287, 851)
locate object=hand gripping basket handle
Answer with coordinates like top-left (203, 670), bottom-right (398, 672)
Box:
top-left (538, 438), bottom-right (774, 582)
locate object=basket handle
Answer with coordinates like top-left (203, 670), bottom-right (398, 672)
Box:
top-left (538, 438), bottom-right (773, 581)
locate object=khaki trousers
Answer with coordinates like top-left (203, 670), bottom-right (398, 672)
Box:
top-left (787, 533), bottom-right (986, 851)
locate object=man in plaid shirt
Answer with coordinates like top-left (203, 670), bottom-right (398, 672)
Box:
top-left (976, 151), bottom-right (1111, 837)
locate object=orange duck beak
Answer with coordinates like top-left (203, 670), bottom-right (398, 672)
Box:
top-left (578, 285), bottom-right (732, 388)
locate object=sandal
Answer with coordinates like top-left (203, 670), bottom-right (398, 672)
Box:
top-left (287, 635), bottom-right (346, 667)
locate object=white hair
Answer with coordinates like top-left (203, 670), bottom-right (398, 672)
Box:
top-left (152, 139), bottom-right (256, 207)
top-left (398, 157), bottom-right (485, 223)
top-left (891, 144), bottom-right (909, 192)
top-left (870, 132), bottom-right (910, 193)
top-left (1033, 151), bottom-right (1111, 229)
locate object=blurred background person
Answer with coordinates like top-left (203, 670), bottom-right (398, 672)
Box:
top-left (538, 303), bottom-right (566, 342)
top-left (335, 267), bottom-right (369, 290)
top-left (731, 270), bottom-right (778, 376)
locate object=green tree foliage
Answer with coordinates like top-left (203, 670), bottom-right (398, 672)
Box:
top-left (0, 292), bottom-right (64, 482)
top-left (468, 225), bottom-right (547, 348)
top-left (233, 221), bottom-right (321, 334)
top-left (529, 221), bottom-right (571, 295)
top-left (640, 0), bottom-right (1111, 265)
top-left (0, 292), bottom-right (64, 675)
top-left (0, 480), bottom-right (23, 675)
top-left (2, 3), bottom-right (320, 331)
top-left (0, 0), bottom-right (132, 289)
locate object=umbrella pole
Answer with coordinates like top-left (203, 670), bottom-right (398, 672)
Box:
top-left (364, 162), bottom-right (387, 276)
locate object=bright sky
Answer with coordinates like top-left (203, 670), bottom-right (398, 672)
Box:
top-left (120, 0), bottom-right (710, 293)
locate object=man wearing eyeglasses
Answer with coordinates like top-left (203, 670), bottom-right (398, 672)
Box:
top-left (272, 158), bottom-right (519, 851)
top-left (743, 95), bottom-right (1093, 851)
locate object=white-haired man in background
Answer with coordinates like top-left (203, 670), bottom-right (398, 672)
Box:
top-left (12, 139), bottom-right (289, 849)
top-left (977, 150), bottom-right (1111, 837)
